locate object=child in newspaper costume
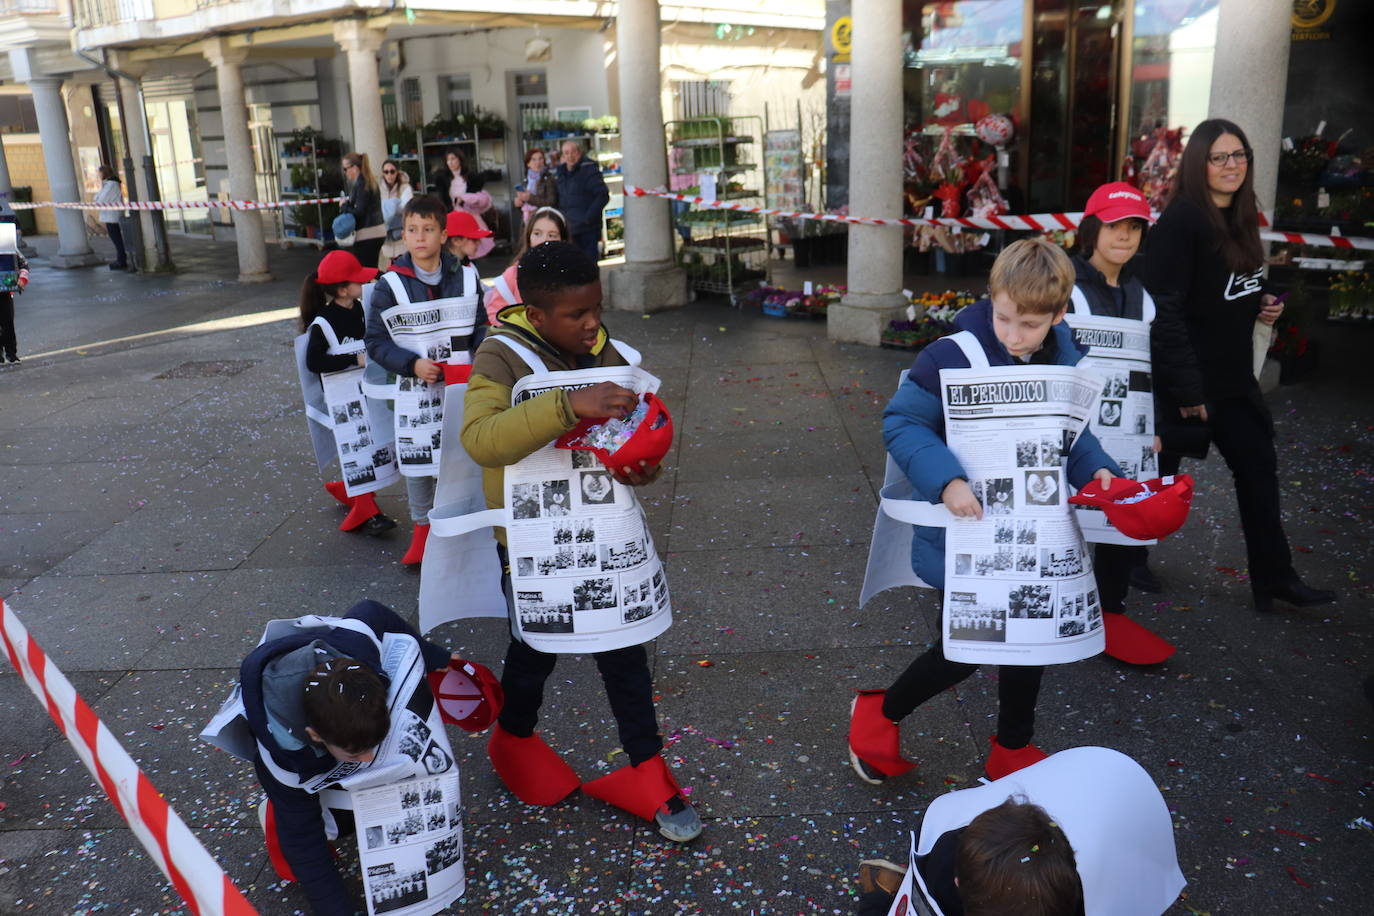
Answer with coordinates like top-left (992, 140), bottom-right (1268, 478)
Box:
top-left (855, 239), bottom-right (1120, 785)
top-left (202, 600), bottom-right (468, 916)
top-left (855, 747), bottom-right (1185, 916)
top-left (1068, 182), bottom-right (1175, 665)
top-left (365, 196), bottom-right (489, 566)
top-left (294, 250), bottom-right (401, 536)
top-left (440, 241), bottom-right (701, 843)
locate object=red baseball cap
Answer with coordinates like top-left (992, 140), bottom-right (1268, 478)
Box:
top-left (445, 209), bottom-right (494, 239)
top-left (1069, 474), bottom-right (1194, 541)
top-left (427, 658), bottom-right (504, 732)
top-left (556, 393), bottom-right (674, 474)
top-left (1084, 182), bottom-right (1154, 224)
top-left (316, 250), bottom-right (378, 284)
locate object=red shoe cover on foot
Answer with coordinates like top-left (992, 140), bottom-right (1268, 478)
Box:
top-left (340, 492), bottom-right (382, 531)
top-left (582, 755), bottom-right (680, 822)
top-left (487, 725), bottom-right (580, 805)
top-left (323, 480), bottom-right (349, 506)
top-left (402, 522), bottom-right (430, 565)
top-left (1104, 613), bottom-right (1176, 665)
top-left (848, 690), bottom-right (915, 777)
top-left (985, 736), bottom-right (1048, 780)
top-left (263, 801), bottom-right (297, 883)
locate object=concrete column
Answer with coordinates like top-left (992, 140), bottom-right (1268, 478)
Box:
top-left (334, 20), bottom-right (388, 170)
top-left (26, 76), bottom-right (101, 267)
top-left (1208, 0), bottom-right (1291, 211)
top-left (606, 0), bottom-right (688, 313)
top-left (205, 39), bottom-right (271, 283)
top-left (108, 52), bottom-right (159, 267)
top-left (828, 0), bottom-right (906, 345)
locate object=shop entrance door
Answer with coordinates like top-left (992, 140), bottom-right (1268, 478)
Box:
top-left (1026, 0), bottom-right (1125, 212)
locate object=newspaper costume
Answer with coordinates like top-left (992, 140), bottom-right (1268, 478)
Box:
top-left (429, 335), bottom-right (673, 653)
top-left (1067, 286), bottom-right (1158, 545)
top-left (884, 747), bottom-right (1185, 916)
top-left (202, 614), bottom-right (464, 916)
top-left (374, 266), bottom-right (482, 478)
top-left (861, 331), bottom-right (1106, 666)
top-left (294, 316), bottom-right (401, 498)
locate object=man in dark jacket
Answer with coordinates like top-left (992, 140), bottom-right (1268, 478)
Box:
top-left (554, 139), bottom-right (609, 262)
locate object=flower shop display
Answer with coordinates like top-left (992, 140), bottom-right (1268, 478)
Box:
top-left (739, 284), bottom-right (844, 320)
top-left (879, 290), bottom-right (978, 350)
top-left (1327, 270), bottom-right (1373, 321)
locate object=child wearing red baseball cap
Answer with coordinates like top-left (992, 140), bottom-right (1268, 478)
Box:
top-left (297, 250), bottom-right (398, 536)
top-left (1066, 182), bottom-right (1174, 664)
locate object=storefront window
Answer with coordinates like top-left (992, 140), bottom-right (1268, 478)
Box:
top-left (1127, 1), bottom-right (1220, 142)
top-left (903, 1), bottom-right (1026, 213)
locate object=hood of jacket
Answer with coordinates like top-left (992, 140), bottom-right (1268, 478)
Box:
top-left (238, 623), bottom-right (390, 779)
top-left (952, 297), bottom-right (1087, 365)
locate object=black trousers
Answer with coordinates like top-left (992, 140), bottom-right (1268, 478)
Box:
top-left (1094, 543), bottom-right (1147, 614)
top-left (350, 236), bottom-right (384, 271)
top-left (0, 293), bottom-right (16, 359)
top-left (494, 545), bottom-right (662, 765)
top-left (1158, 396), bottom-right (1294, 588)
top-left (882, 637), bottom-right (1044, 749)
top-left (105, 221), bottom-right (127, 266)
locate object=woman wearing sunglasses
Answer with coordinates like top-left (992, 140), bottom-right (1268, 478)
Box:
top-left (379, 159), bottom-right (414, 268)
top-left (1144, 118), bottom-right (1335, 614)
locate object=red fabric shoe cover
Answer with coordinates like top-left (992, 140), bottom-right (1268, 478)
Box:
top-left (323, 480), bottom-right (350, 506)
top-left (985, 736), bottom-right (1048, 780)
top-left (340, 492), bottom-right (382, 531)
top-left (848, 690), bottom-right (916, 777)
top-left (263, 801), bottom-right (297, 883)
top-left (1103, 613), bottom-right (1176, 666)
top-left (401, 522), bottom-right (430, 566)
top-left (487, 725), bottom-right (580, 806)
top-left (581, 755), bottom-right (681, 822)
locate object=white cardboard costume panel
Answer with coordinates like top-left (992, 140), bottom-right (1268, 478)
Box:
top-left (1066, 292), bottom-right (1157, 545)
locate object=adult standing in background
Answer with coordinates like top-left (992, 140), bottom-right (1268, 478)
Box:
top-left (553, 139), bottom-right (608, 263)
top-left (378, 158), bottom-right (414, 268)
top-left (514, 148), bottom-right (558, 224)
top-left (1144, 117), bottom-right (1335, 614)
top-left (430, 146), bottom-right (494, 259)
top-left (340, 152), bottom-right (386, 269)
top-left (94, 166), bottom-right (130, 271)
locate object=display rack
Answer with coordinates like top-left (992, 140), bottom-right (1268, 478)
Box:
top-left (279, 144), bottom-right (327, 248)
top-left (666, 115), bottom-right (767, 303)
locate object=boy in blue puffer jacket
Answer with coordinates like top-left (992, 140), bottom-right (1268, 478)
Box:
top-left (850, 238), bottom-right (1119, 785)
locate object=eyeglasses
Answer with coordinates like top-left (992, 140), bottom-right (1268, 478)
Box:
top-left (382, 169), bottom-right (397, 174)
top-left (1206, 149), bottom-right (1251, 167)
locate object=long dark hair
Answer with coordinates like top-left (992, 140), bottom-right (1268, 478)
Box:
top-left (513, 206), bottom-right (570, 265)
top-left (297, 273), bottom-right (350, 331)
top-left (1169, 118), bottom-right (1264, 273)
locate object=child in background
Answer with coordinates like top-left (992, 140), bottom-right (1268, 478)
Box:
top-left (0, 244), bottom-right (29, 364)
top-left (1069, 182), bottom-right (1174, 665)
top-left (365, 197), bottom-right (489, 565)
top-left (482, 206), bottom-right (568, 324)
top-left (461, 241), bottom-right (701, 843)
top-left (850, 238), bottom-right (1119, 785)
top-left (298, 249), bottom-right (397, 535)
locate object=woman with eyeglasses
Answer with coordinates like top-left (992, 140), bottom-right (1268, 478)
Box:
top-left (339, 152), bottom-right (386, 269)
top-left (1144, 118), bottom-right (1335, 614)
top-left (378, 159), bottom-right (413, 268)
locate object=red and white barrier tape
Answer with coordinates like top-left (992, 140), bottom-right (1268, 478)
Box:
top-left (0, 599), bottom-right (258, 916)
top-left (4, 196), bottom-right (344, 213)
top-left (626, 185), bottom-right (1374, 252)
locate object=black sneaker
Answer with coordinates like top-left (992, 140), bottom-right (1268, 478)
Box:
top-left (1129, 563), bottom-right (1163, 593)
top-left (849, 746), bottom-right (887, 786)
top-left (361, 513), bottom-right (398, 536)
top-left (5, 353), bottom-right (19, 365)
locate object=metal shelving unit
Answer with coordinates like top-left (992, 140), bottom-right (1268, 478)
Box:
top-left (278, 144), bottom-right (327, 248)
top-left (666, 115), bottom-right (767, 303)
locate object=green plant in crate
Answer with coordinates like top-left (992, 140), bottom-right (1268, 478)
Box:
top-left (1328, 270), bottom-right (1372, 320)
top-left (386, 124), bottom-right (418, 154)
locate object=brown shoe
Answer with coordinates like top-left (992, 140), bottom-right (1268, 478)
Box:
top-left (857, 858), bottom-right (908, 896)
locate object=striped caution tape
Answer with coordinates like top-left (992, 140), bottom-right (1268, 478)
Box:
top-left (0, 599), bottom-right (259, 916)
top-left (625, 185), bottom-right (1374, 252)
top-left (4, 195), bottom-right (345, 213)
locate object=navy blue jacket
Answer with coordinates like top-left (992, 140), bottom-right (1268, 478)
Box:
top-left (364, 250), bottom-right (489, 377)
top-left (242, 600), bottom-right (450, 916)
top-left (882, 299), bottom-right (1119, 587)
top-left (553, 155), bottom-right (609, 239)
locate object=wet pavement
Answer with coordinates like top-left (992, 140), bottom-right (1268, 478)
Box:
top-left (1, 235), bottom-right (1371, 915)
